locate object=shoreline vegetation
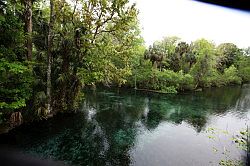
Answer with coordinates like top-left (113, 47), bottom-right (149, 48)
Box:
top-left (1, 0), bottom-right (250, 133)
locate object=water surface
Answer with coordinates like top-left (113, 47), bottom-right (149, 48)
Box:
top-left (1, 85), bottom-right (249, 166)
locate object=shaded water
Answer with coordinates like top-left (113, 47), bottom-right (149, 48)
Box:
top-left (0, 85), bottom-right (250, 166)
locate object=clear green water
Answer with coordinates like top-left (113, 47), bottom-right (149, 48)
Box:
top-left (1, 85), bottom-right (250, 165)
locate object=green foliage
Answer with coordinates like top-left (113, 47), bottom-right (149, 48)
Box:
top-left (129, 63), bottom-right (195, 93)
top-left (201, 65), bottom-right (241, 87)
top-left (236, 56), bottom-right (250, 82)
top-left (0, 4), bottom-right (25, 61)
top-left (189, 39), bottom-right (216, 87)
top-left (233, 130), bottom-right (248, 152)
top-left (1, 0), bottom-right (250, 125)
top-left (154, 69), bottom-right (195, 92)
top-left (0, 58), bottom-right (33, 112)
top-left (216, 43), bottom-right (241, 72)
top-left (160, 86), bottom-right (177, 94)
top-left (137, 37), bottom-right (248, 93)
top-left (224, 65), bottom-right (242, 84)
top-left (31, 0), bottom-right (143, 112)
top-left (0, 2), bottom-right (34, 123)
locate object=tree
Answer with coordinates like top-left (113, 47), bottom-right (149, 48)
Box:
top-left (190, 39), bottom-right (216, 87)
top-left (236, 56), bottom-right (250, 82)
top-left (0, 2), bottom-right (33, 123)
top-left (216, 43), bottom-right (241, 72)
top-left (143, 36), bottom-right (181, 71)
top-left (144, 42), bottom-right (165, 69)
top-left (173, 41), bottom-right (190, 72)
top-left (46, 0), bottom-right (54, 114)
top-left (77, 0), bottom-right (141, 87)
top-left (243, 46), bottom-right (250, 56)
top-left (161, 36), bottom-right (180, 70)
top-left (23, 0), bottom-right (33, 60)
top-left (42, 0), bottom-right (142, 111)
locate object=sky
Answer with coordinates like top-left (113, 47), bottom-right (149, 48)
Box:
top-left (133, 0), bottom-right (250, 48)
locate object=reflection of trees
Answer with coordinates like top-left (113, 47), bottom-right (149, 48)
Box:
top-left (141, 99), bottom-right (208, 132)
top-left (141, 85), bottom-right (244, 132)
top-left (5, 86), bottom-right (249, 165)
top-left (92, 93), bottom-right (146, 165)
top-left (233, 84), bottom-right (250, 115)
top-left (200, 86), bottom-right (242, 113)
top-left (22, 91), bottom-right (147, 166)
top-left (20, 114), bottom-right (109, 165)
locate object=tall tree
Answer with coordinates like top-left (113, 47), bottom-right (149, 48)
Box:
top-left (173, 41), bottom-right (190, 72)
top-left (190, 39), bottom-right (215, 87)
top-left (216, 43), bottom-right (241, 72)
top-left (144, 43), bottom-right (165, 69)
top-left (47, 0), bottom-right (54, 114)
top-left (0, 1), bottom-right (33, 124)
top-left (23, 0), bottom-right (33, 60)
top-left (162, 36), bottom-right (180, 70)
top-left (77, 0), bottom-right (140, 86)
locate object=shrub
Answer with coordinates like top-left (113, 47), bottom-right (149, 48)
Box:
top-left (224, 65), bottom-right (242, 85)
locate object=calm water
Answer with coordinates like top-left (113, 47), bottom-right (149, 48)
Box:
top-left (1, 85), bottom-right (250, 166)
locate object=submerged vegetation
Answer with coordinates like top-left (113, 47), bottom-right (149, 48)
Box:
top-left (206, 128), bottom-right (249, 166)
top-left (0, 0), bottom-right (250, 130)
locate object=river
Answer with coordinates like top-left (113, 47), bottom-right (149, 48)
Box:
top-left (0, 85), bottom-right (249, 166)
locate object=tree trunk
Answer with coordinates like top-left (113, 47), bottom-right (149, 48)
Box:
top-left (61, 42), bottom-right (70, 110)
top-left (47, 0), bottom-right (54, 114)
top-left (24, 0), bottom-right (32, 60)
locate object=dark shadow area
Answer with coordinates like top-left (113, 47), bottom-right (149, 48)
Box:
top-left (0, 146), bottom-right (67, 166)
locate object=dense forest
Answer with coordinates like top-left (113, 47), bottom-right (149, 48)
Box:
top-left (0, 0), bottom-right (250, 128)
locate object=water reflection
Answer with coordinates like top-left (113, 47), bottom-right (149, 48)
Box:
top-left (0, 85), bottom-right (249, 165)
